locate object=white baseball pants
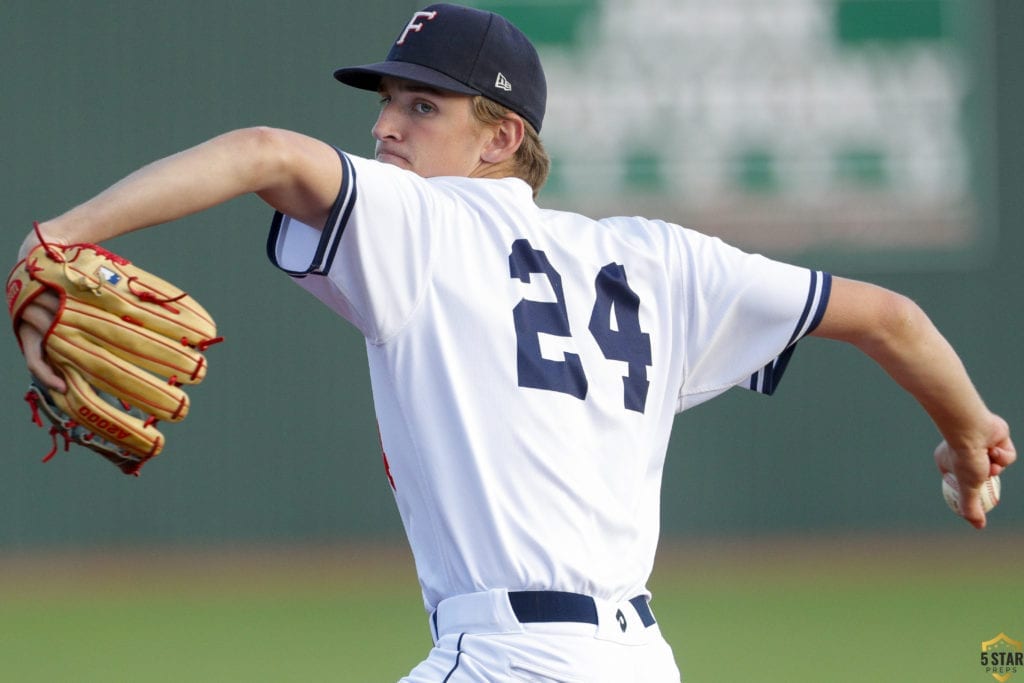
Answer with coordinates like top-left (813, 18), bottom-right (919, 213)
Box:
top-left (400, 589), bottom-right (682, 682)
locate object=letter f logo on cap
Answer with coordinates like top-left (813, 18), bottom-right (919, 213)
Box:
top-left (397, 10), bottom-right (438, 45)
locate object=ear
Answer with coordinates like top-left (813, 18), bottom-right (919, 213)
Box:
top-left (480, 115), bottom-right (525, 164)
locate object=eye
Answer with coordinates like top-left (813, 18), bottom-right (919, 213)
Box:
top-left (378, 95), bottom-right (392, 107)
top-left (412, 101), bottom-right (436, 115)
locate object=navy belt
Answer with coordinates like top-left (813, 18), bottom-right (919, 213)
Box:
top-left (508, 590), bottom-right (656, 628)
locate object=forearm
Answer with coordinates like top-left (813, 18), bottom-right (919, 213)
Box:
top-left (21, 127), bottom-right (340, 257)
top-left (857, 300), bottom-right (990, 450)
top-left (824, 281), bottom-right (1016, 528)
top-left (813, 277), bottom-right (991, 450)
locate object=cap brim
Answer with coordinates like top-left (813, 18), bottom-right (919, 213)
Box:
top-left (334, 61), bottom-right (480, 96)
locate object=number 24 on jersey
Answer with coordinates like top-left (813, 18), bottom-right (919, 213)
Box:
top-left (509, 239), bottom-right (652, 413)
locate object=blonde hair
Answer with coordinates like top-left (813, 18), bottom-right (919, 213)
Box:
top-left (472, 96), bottom-right (550, 197)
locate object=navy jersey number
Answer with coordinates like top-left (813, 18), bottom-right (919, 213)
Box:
top-left (589, 263), bottom-right (652, 412)
top-left (509, 239), bottom-right (652, 413)
top-left (509, 239), bottom-right (588, 399)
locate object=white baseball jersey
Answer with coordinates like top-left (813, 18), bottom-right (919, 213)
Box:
top-left (268, 149), bottom-right (831, 612)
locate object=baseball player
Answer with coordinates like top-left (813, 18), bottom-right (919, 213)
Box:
top-left (13, 4), bottom-right (1015, 681)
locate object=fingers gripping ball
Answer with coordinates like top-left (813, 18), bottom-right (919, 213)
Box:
top-left (7, 238), bottom-right (222, 475)
top-left (942, 473), bottom-right (1001, 517)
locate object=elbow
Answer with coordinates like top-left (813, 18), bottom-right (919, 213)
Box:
top-left (816, 277), bottom-right (945, 368)
top-left (220, 126), bottom-right (295, 191)
top-left (861, 290), bottom-right (927, 357)
top-left (221, 126), bottom-right (340, 226)
top-left (879, 291), bottom-right (924, 335)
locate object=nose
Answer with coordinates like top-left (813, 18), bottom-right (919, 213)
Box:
top-left (372, 103), bottom-right (400, 142)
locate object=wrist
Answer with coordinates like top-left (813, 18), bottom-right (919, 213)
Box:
top-left (18, 221), bottom-right (70, 261)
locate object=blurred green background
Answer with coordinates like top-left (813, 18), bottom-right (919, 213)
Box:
top-left (1, 1), bottom-right (1021, 681)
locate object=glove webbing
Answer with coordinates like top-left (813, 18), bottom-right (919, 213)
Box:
top-left (24, 384), bottom-right (150, 476)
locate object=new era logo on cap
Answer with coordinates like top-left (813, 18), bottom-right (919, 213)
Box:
top-left (334, 3), bottom-right (546, 132)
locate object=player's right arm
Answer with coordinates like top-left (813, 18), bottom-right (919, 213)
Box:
top-left (17, 127), bottom-right (343, 390)
top-left (811, 276), bottom-right (1015, 529)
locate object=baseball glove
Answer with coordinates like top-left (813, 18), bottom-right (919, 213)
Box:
top-left (7, 235), bottom-right (222, 475)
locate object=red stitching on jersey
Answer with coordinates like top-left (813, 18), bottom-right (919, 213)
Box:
top-left (377, 425), bottom-right (397, 491)
top-left (383, 452), bottom-right (396, 491)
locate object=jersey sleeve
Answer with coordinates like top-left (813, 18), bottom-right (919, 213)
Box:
top-left (674, 226), bottom-right (831, 411)
top-left (266, 150), bottom-right (440, 342)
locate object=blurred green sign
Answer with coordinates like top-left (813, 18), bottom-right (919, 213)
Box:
top-left (474, 0), bottom-right (996, 269)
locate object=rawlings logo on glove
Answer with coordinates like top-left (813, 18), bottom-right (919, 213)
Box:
top-left (7, 230), bottom-right (222, 475)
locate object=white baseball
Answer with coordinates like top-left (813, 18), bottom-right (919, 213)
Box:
top-left (942, 473), bottom-right (1001, 516)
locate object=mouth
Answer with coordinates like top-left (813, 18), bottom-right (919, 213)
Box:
top-left (375, 146), bottom-right (409, 167)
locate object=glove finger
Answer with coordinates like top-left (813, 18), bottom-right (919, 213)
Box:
top-left (62, 300), bottom-right (209, 383)
top-left (50, 366), bottom-right (165, 459)
top-left (46, 335), bottom-right (191, 423)
top-left (26, 381), bottom-right (152, 474)
top-left (30, 245), bottom-right (218, 346)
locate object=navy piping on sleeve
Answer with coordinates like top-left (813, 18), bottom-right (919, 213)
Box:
top-left (266, 146), bottom-right (356, 278)
top-left (749, 271), bottom-right (832, 395)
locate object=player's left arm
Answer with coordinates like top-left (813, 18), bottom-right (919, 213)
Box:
top-left (17, 127), bottom-right (342, 391)
top-left (19, 127), bottom-right (341, 258)
top-left (810, 276), bottom-right (1016, 529)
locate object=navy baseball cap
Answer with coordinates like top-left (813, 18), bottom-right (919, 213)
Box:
top-left (334, 3), bottom-right (547, 132)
